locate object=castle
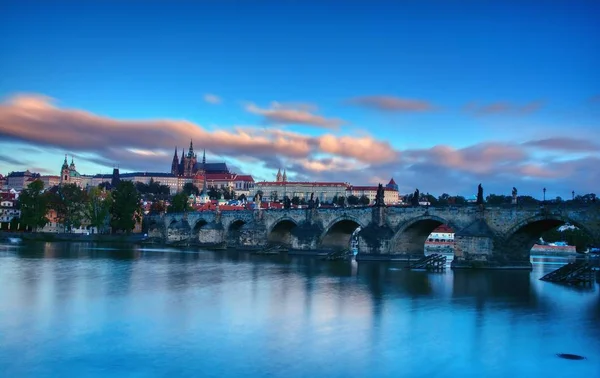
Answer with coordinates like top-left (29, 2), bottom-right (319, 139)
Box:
top-left (170, 140), bottom-right (230, 177)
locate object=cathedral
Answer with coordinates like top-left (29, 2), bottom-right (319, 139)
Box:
top-left (170, 140), bottom-right (230, 177)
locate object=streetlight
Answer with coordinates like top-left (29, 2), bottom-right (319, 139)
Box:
top-left (543, 188), bottom-right (546, 203)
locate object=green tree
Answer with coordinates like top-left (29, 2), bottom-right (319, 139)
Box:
top-left (110, 181), bottom-right (142, 234)
top-left (19, 180), bottom-right (49, 232)
top-left (84, 187), bottom-right (112, 233)
top-left (149, 201), bottom-right (166, 215)
top-left (438, 193), bottom-right (450, 205)
top-left (222, 187), bottom-right (235, 200)
top-left (237, 194), bottom-right (247, 202)
top-left (332, 195), bottom-right (339, 205)
top-left (182, 183), bottom-right (200, 196)
top-left (168, 192), bottom-right (190, 213)
top-left (208, 187), bottom-right (222, 200)
top-left (451, 196), bottom-right (467, 205)
top-left (291, 196), bottom-right (300, 206)
top-left (48, 183), bottom-right (86, 232)
top-left (359, 195), bottom-right (371, 206)
top-left (486, 194), bottom-right (511, 205)
top-left (347, 195), bottom-right (359, 206)
top-left (336, 196), bottom-right (346, 207)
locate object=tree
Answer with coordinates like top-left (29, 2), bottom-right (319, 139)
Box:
top-left (347, 195), bottom-right (359, 206)
top-left (359, 195), bottom-right (370, 206)
top-left (168, 192), bottom-right (190, 213)
top-left (208, 187), bottom-right (222, 200)
top-left (110, 181), bottom-right (142, 234)
top-left (486, 194), bottom-right (511, 205)
top-left (291, 196), bottom-right (300, 206)
top-left (182, 183), bottom-right (199, 196)
top-left (149, 201), bottom-right (166, 215)
top-left (271, 191), bottom-right (279, 202)
top-left (48, 183), bottom-right (86, 232)
top-left (437, 193), bottom-right (450, 205)
top-left (237, 194), bottom-right (247, 202)
top-left (19, 180), bottom-right (49, 232)
top-left (451, 196), bottom-right (467, 205)
top-left (84, 186), bottom-right (112, 233)
top-left (222, 187), bottom-right (235, 200)
top-left (336, 196), bottom-right (346, 207)
top-left (424, 193), bottom-right (437, 206)
top-left (332, 195), bottom-right (339, 205)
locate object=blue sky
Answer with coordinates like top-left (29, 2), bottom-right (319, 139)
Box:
top-left (0, 1), bottom-right (598, 197)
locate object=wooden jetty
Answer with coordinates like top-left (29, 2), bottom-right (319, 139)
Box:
top-left (408, 254), bottom-right (447, 271)
top-left (322, 249), bottom-right (352, 261)
top-left (251, 244), bottom-right (285, 255)
top-left (540, 261), bottom-right (595, 285)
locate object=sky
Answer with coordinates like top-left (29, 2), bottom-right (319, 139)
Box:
top-left (0, 0), bottom-right (599, 198)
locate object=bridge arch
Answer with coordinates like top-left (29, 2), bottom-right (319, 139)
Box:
top-left (146, 217), bottom-right (163, 239)
top-left (267, 218), bottom-right (298, 247)
top-left (501, 214), bottom-right (594, 259)
top-left (189, 218), bottom-right (209, 241)
top-left (226, 219), bottom-right (247, 248)
top-left (166, 217), bottom-right (191, 243)
top-left (388, 215), bottom-right (456, 256)
top-left (319, 216), bottom-right (365, 250)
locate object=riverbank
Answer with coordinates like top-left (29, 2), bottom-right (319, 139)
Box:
top-left (0, 231), bottom-right (148, 244)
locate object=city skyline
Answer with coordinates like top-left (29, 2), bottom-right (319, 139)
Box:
top-left (1, 1), bottom-right (599, 198)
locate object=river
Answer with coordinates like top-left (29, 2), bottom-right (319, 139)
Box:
top-left (0, 242), bottom-right (598, 378)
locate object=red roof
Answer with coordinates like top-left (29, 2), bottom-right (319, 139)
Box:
top-left (433, 225), bottom-right (454, 233)
top-left (235, 175), bottom-right (254, 182)
top-left (349, 186), bottom-right (397, 191)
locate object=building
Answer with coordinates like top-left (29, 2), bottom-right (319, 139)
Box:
top-left (40, 175), bottom-right (61, 189)
top-left (254, 170), bottom-right (348, 203)
top-left (60, 155), bottom-right (82, 187)
top-left (170, 140), bottom-right (232, 177)
top-left (0, 174), bottom-right (4, 189)
top-left (0, 198), bottom-right (20, 229)
top-left (427, 225), bottom-right (454, 242)
top-left (6, 170), bottom-right (40, 191)
top-left (347, 184), bottom-right (399, 205)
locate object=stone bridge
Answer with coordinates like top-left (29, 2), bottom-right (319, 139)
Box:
top-left (145, 204), bottom-right (600, 269)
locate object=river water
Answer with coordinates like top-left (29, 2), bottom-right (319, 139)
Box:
top-left (0, 242), bottom-right (598, 378)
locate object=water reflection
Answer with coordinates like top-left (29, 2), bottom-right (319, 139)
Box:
top-left (0, 242), bottom-right (599, 378)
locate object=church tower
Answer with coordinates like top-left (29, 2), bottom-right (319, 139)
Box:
top-left (276, 169), bottom-right (282, 182)
top-left (184, 139), bottom-right (197, 176)
top-left (179, 148), bottom-right (185, 176)
top-left (282, 169), bottom-right (287, 183)
top-left (60, 155), bottom-right (70, 184)
top-left (171, 147), bottom-right (179, 175)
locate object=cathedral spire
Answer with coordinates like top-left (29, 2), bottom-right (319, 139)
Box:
top-left (187, 139), bottom-right (194, 158)
top-left (174, 146), bottom-right (178, 159)
top-left (276, 168), bottom-right (282, 182)
top-left (202, 149), bottom-right (206, 165)
top-left (282, 169), bottom-right (287, 182)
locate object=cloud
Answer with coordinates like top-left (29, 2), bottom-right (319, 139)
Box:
top-left (245, 101), bottom-right (344, 129)
top-left (523, 137), bottom-right (599, 152)
top-left (203, 94), bottom-right (222, 105)
top-left (464, 100), bottom-right (544, 115)
top-left (0, 93), bottom-right (389, 172)
top-left (1, 93), bottom-right (599, 197)
top-left (347, 96), bottom-right (436, 112)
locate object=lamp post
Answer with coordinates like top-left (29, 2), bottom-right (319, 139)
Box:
top-left (543, 188), bottom-right (546, 203)
top-left (572, 191), bottom-right (575, 201)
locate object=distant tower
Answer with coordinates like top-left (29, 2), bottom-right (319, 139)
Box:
top-left (179, 148), bottom-right (185, 176)
top-left (184, 139), bottom-right (197, 176)
top-left (282, 169), bottom-right (287, 182)
top-left (111, 167), bottom-right (121, 188)
top-left (60, 154), bottom-right (70, 184)
top-left (69, 156), bottom-right (76, 172)
top-left (276, 168), bottom-right (282, 182)
top-left (202, 149), bottom-right (206, 165)
top-left (171, 147), bottom-right (179, 175)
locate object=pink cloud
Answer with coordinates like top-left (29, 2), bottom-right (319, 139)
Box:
top-left (464, 100), bottom-right (544, 115)
top-left (347, 96), bottom-right (436, 112)
top-left (203, 94), bottom-right (222, 105)
top-left (523, 137), bottom-right (599, 152)
top-left (245, 102), bottom-right (344, 129)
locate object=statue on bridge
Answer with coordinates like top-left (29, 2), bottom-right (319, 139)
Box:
top-left (375, 183), bottom-right (385, 207)
top-left (308, 192), bottom-right (315, 209)
top-left (253, 192), bottom-right (262, 210)
top-left (283, 195), bottom-right (291, 209)
top-left (512, 187), bottom-right (518, 205)
top-left (476, 184), bottom-right (484, 205)
top-left (411, 189), bottom-right (420, 206)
